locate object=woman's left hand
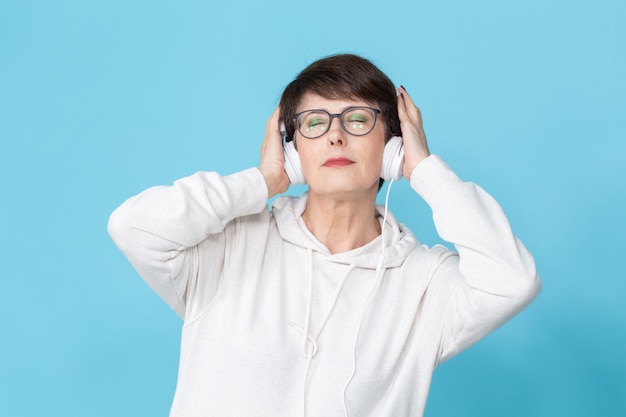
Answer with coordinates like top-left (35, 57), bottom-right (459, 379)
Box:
top-left (397, 86), bottom-right (431, 180)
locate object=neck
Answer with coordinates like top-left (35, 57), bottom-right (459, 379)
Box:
top-left (302, 190), bottom-right (381, 254)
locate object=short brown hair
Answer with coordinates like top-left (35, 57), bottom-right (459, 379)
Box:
top-left (279, 54), bottom-right (400, 143)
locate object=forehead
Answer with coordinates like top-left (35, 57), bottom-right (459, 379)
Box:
top-left (297, 92), bottom-right (375, 113)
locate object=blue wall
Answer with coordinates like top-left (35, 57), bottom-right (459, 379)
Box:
top-left (1, 0), bottom-right (624, 415)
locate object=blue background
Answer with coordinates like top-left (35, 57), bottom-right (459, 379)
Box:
top-left (1, 0), bottom-right (624, 415)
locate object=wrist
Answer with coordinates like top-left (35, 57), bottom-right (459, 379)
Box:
top-left (258, 165), bottom-right (288, 198)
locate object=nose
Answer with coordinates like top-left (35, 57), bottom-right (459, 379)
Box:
top-left (326, 115), bottom-right (345, 146)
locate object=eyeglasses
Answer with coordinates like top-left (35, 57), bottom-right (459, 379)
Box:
top-left (294, 106), bottom-right (381, 139)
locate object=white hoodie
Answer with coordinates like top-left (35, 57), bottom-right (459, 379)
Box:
top-left (108, 155), bottom-right (541, 417)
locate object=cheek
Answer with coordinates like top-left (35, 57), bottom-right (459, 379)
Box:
top-left (294, 141), bottom-right (316, 171)
top-left (369, 141), bottom-right (386, 166)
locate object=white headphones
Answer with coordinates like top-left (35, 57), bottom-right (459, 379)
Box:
top-left (282, 125), bottom-right (405, 185)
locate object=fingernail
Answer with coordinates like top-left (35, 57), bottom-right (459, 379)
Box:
top-left (400, 85), bottom-right (407, 93)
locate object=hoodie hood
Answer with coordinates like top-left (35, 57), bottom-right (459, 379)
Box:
top-left (272, 194), bottom-right (419, 270)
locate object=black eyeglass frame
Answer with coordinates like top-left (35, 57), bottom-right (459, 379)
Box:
top-left (293, 106), bottom-right (382, 139)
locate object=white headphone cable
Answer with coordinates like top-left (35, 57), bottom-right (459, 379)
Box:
top-left (342, 178), bottom-right (395, 416)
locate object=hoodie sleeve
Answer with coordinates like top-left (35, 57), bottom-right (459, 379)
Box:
top-left (409, 155), bottom-right (541, 363)
top-left (107, 167), bottom-right (269, 318)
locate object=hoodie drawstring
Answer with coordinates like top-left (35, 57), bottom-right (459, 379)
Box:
top-left (301, 246), bottom-right (357, 416)
top-left (301, 248), bottom-right (315, 357)
top-left (341, 264), bottom-right (387, 417)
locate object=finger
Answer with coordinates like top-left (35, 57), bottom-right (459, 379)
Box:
top-left (265, 107), bottom-right (281, 135)
top-left (263, 108), bottom-right (282, 147)
top-left (397, 88), bottom-right (410, 122)
top-left (398, 86), bottom-right (422, 124)
top-left (396, 87), bottom-right (416, 125)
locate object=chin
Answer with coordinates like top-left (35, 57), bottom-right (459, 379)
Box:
top-left (310, 176), bottom-right (379, 198)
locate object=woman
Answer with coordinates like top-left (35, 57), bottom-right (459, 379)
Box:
top-left (108, 54), bottom-right (541, 417)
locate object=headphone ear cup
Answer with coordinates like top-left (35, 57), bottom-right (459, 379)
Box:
top-left (283, 141), bottom-right (307, 185)
top-left (381, 136), bottom-right (405, 181)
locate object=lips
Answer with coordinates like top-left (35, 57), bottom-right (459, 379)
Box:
top-left (323, 158), bottom-right (354, 167)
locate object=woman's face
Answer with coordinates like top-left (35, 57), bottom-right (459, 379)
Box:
top-left (294, 92), bottom-right (386, 198)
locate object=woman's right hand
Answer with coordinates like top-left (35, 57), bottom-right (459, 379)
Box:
top-left (259, 107), bottom-right (290, 198)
